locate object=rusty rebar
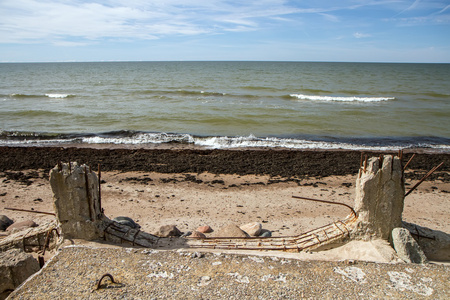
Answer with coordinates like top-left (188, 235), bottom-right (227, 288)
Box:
top-left (38, 256), bottom-right (45, 268)
top-left (363, 155), bottom-right (368, 172)
top-left (359, 153), bottom-right (364, 178)
top-left (405, 161), bottom-right (444, 197)
top-left (379, 155), bottom-right (384, 169)
top-left (84, 166), bottom-right (94, 221)
top-left (42, 228), bottom-right (60, 256)
top-left (96, 273), bottom-right (117, 290)
top-left (360, 152), bottom-right (364, 168)
top-left (98, 164), bottom-right (102, 214)
top-left (292, 195), bottom-right (356, 217)
top-left (5, 207), bottom-right (56, 216)
top-left (403, 154), bottom-right (416, 171)
top-left (410, 225), bottom-right (436, 240)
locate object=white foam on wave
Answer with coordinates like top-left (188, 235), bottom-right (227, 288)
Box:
top-left (45, 94), bottom-right (75, 98)
top-left (290, 94), bottom-right (395, 102)
top-left (0, 138), bottom-right (77, 145)
top-left (79, 132), bottom-right (449, 151)
top-left (2, 132), bottom-right (448, 152)
top-left (195, 135), bottom-right (403, 151)
top-left (82, 132), bottom-right (194, 145)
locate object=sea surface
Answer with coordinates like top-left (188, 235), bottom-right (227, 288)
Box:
top-left (0, 61), bottom-right (449, 151)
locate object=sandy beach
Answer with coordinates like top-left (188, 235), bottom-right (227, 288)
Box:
top-left (1, 146), bottom-right (449, 238)
top-left (2, 146), bottom-right (450, 299)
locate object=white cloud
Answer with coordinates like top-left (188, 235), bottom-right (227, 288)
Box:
top-left (353, 32), bottom-right (371, 38)
top-left (319, 13), bottom-right (340, 22)
top-left (1, 1), bottom-right (400, 45)
top-left (437, 4), bottom-right (450, 14)
top-left (52, 40), bottom-right (89, 47)
top-left (0, 0), bottom-right (300, 44)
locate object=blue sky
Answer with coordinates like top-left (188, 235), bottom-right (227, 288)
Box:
top-left (1, 0), bottom-right (449, 63)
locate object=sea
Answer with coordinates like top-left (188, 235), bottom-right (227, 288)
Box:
top-left (0, 61), bottom-right (449, 152)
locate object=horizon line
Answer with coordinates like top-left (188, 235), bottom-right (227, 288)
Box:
top-left (1, 60), bottom-right (449, 64)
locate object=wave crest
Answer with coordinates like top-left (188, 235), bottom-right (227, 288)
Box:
top-left (7, 93), bottom-right (75, 99)
top-left (45, 94), bottom-right (75, 98)
top-left (290, 94), bottom-right (395, 102)
top-left (0, 131), bottom-right (448, 152)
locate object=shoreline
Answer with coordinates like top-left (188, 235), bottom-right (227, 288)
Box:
top-left (1, 146), bottom-right (449, 180)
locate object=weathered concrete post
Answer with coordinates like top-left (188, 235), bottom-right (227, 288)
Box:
top-left (353, 155), bottom-right (405, 241)
top-left (50, 162), bottom-right (105, 240)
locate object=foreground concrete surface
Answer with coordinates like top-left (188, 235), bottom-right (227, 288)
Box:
top-left (8, 245), bottom-right (449, 299)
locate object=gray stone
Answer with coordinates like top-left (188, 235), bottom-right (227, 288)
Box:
top-left (0, 249), bottom-right (40, 299)
top-left (113, 216), bottom-right (140, 229)
top-left (402, 221), bottom-right (450, 262)
top-left (190, 231), bottom-right (206, 239)
top-left (240, 222), bottom-right (262, 236)
top-left (0, 215), bottom-right (13, 231)
top-left (180, 231), bottom-right (192, 238)
top-left (259, 229), bottom-right (272, 238)
top-left (392, 228), bottom-right (428, 264)
top-left (156, 225), bottom-right (182, 237)
top-left (6, 220), bottom-right (38, 232)
top-left (213, 224), bottom-right (249, 238)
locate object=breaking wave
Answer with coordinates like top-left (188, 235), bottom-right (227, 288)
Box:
top-left (6, 93), bottom-right (75, 99)
top-left (45, 94), bottom-right (75, 98)
top-left (290, 94), bottom-right (395, 102)
top-left (0, 131), bottom-right (448, 152)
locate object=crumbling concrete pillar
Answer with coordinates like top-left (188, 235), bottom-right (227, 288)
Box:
top-left (353, 155), bottom-right (404, 241)
top-left (50, 162), bottom-right (105, 240)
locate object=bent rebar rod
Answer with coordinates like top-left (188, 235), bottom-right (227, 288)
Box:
top-left (292, 195), bottom-right (357, 217)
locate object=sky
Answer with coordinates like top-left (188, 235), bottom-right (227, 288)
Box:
top-left (1, 0), bottom-right (449, 63)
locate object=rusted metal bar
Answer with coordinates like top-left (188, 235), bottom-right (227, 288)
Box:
top-left (84, 166), bottom-right (94, 221)
top-left (132, 229), bottom-right (141, 246)
top-left (5, 207), bottom-right (56, 216)
top-left (38, 256), bottom-right (45, 268)
top-left (398, 150), bottom-right (403, 161)
top-left (98, 164), bottom-right (102, 215)
top-left (96, 273), bottom-right (117, 290)
top-left (42, 228), bottom-right (59, 256)
top-left (363, 155), bottom-right (368, 172)
top-left (21, 228), bottom-right (33, 252)
top-left (292, 195), bottom-right (356, 217)
top-left (359, 153), bottom-right (364, 178)
top-left (360, 152), bottom-right (364, 168)
top-left (337, 220), bottom-right (351, 236)
top-left (405, 162), bottom-right (444, 197)
top-left (334, 222), bottom-right (345, 235)
top-left (403, 153), bottom-right (416, 171)
top-left (410, 225), bottom-right (436, 240)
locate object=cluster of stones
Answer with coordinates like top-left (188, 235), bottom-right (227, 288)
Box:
top-left (151, 222), bottom-right (272, 239)
top-left (0, 215), bottom-right (38, 236)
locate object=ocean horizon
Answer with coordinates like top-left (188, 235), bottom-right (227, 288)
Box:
top-left (1, 61), bottom-right (449, 152)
